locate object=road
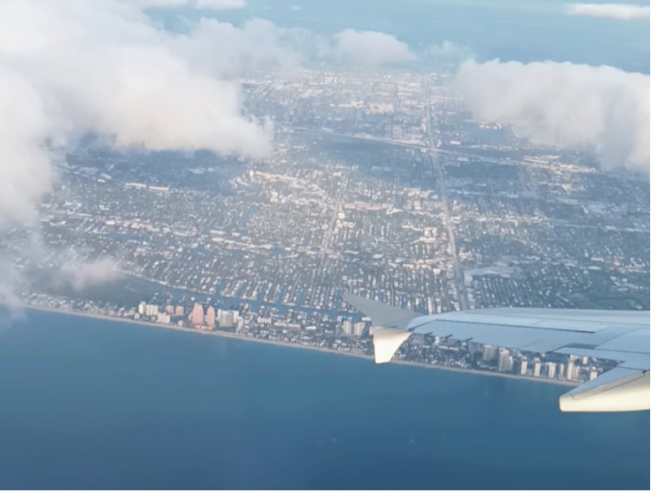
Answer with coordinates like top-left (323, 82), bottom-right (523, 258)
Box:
top-left (424, 76), bottom-right (470, 311)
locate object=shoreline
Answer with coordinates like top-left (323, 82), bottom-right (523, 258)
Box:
top-left (3, 302), bottom-right (578, 388)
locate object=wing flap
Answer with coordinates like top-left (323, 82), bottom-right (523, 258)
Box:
top-left (411, 319), bottom-right (581, 353)
top-left (594, 328), bottom-right (650, 352)
top-left (554, 347), bottom-right (650, 370)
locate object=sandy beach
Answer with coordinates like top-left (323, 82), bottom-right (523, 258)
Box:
top-left (3, 302), bottom-right (578, 388)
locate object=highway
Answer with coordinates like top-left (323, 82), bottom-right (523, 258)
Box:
top-left (424, 76), bottom-right (470, 311)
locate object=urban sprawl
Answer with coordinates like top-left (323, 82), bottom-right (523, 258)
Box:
top-left (6, 69), bottom-right (648, 385)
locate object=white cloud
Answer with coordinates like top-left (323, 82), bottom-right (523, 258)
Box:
top-left (175, 18), bottom-right (322, 77)
top-left (0, 68), bottom-right (55, 225)
top-left (0, 0), bottom-right (273, 226)
top-left (61, 258), bottom-right (123, 290)
top-left (175, 21), bottom-right (412, 75)
top-left (566, 3), bottom-right (650, 20)
top-left (0, 0), bottom-right (419, 300)
top-left (424, 40), bottom-right (474, 65)
top-left (0, 231), bottom-right (123, 304)
top-left (0, 256), bottom-right (27, 308)
top-left (123, 0), bottom-right (189, 8)
top-left (0, 1), bottom-right (418, 227)
top-left (331, 29), bottom-right (417, 67)
top-left (455, 59), bottom-right (650, 174)
top-left (0, 3), bottom-right (416, 229)
top-left (195, 0), bottom-right (247, 10)
top-left (0, 0), bottom-right (282, 302)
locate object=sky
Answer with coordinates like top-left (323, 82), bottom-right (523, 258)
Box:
top-left (0, 0), bottom-right (648, 298)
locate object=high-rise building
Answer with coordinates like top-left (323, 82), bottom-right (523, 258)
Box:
top-left (567, 356), bottom-right (577, 381)
top-left (497, 348), bottom-right (512, 372)
top-left (157, 312), bottom-right (171, 324)
top-left (191, 303), bottom-right (205, 326)
top-left (546, 362), bottom-right (556, 379)
top-left (138, 302), bottom-right (146, 315)
top-left (571, 364), bottom-right (581, 381)
top-left (205, 306), bottom-right (216, 329)
top-left (520, 357), bottom-right (528, 376)
top-left (145, 304), bottom-right (159, 316)
top-left (483, 345), bottom-right (497, 361)
top-left (342, 320), bottom-right (353, 335)
top-left (353, 322), bottom-right (365, 337)
top-left (175, 305), bottom-right (184, 317)
top-left (533, 358), bottom-right (542, 377)
top-left (165, 305), bottom-right (174, 315)
top-left (218, 309), bottom-right (236, 328)
top-left (558, 363), bottom-right (566, 379)
top-left (589, 367), bottom-right (599, 381)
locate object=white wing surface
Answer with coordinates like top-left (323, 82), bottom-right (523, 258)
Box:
top-left (343, 294), bottom-right (650, 413)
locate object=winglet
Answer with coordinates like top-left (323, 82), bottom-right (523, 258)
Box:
top-left (372, 328), bottom-right (412, 363)
top-left (343, 294), bottom-right (418, 363)
top-left (559, 368), bottom-right (650, 412)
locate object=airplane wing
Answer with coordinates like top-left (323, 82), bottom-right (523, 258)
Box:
top-left (343, 294), bottom-right (650, 413)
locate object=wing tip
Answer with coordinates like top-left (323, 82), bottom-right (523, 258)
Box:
top-left (558, 369), bottom-right (650, 412)
top-left (372, 328), bottom-right (412, 364)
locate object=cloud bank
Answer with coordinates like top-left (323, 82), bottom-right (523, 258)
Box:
top-left (0, 0), bottom-right (276, 226)
top-left (125, 0), bottom-right (188, 8)
top-left (0, 235), bottom-right (124, 305)
top-left (331, 29), bottom-right (417, 67)
top-left (455, 59), bottom-right (650, 174)
top-left (0, 0), bottom-right (418, 302)
top-left (195, 0), bottom-right (247, 10)
top-left (123, 0), bottom-right (246, 9)
top-left (566, 3), bottom-right (650, 20)
top-left (176, 20), bottom-right (414, 76)
top-left (424, 40), bottom-right (474, 66)
top-left (174, 18), bottom-right (323, 77)
top-left (0, 0), bottom-right (417, 228)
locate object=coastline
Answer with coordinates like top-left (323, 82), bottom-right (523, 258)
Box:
top-left (2, 302), bottom-right (578, 388)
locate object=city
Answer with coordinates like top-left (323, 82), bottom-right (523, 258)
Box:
top-left (3, 68), bottom-right (647, 387)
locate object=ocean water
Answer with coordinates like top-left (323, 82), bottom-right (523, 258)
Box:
top-left (0, 309), bottom-right (648, 490)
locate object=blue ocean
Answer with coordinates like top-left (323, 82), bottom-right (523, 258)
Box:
top-left (0, 309), bottom-right (648, 490)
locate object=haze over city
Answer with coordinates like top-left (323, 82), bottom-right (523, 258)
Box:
top-left (0, 0), bottom-right (648, 489)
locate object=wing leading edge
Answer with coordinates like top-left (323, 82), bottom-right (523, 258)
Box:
top-left (343, 294), bottom-right (650, 413)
